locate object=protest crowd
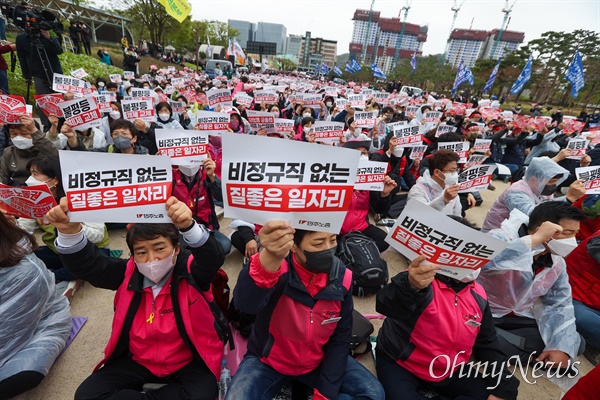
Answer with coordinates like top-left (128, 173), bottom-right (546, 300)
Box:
top-left (2, 30), bottom-right (600, 400)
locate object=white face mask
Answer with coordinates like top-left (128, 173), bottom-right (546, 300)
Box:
top-left (303, 127), bottom-right (311, 134)
top-left (179, 165), bottom-right (200, 177)
top-left (98, 81), bottom-right (105, 87)
top-left (325, 102), bottom-right (332, 107)
top-left (109, 111), bottom-right (121, 120)
top-left (459, 268), bottom-right (481, 283)
top-left (392, 147), bottom-right (404, 158)
top-left (302, 113), bottom-right (312, 118)
top-left (444, 171), bottom-right (459, 186)
top-left (272, 111), bottom-right (279, 117)
top-left (158, 113), bottom-right (171, 122)
top-left (25, 175), bottom-right (51, 187)
top-left (136, 250), bottom-right (176, 284)
top-left (360, 154), bottom-right (369, 161)
top-left (547, 237), bottom-right (578, 258)
top-left (11, 136), bottom-right (33, 150)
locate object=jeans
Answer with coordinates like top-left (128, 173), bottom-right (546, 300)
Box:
top-left (226, 355), bottom-right (384, 400)
top-left (0, 18), bottom-right (6, 40)
top-left (573, 299), bottom-right (600, 349)
top-left (0, 69), bottom-right (8, 94)
top-left (213, 230), bottom-right (232, 255)
top-left (36, 246), bottom-right (111, 282)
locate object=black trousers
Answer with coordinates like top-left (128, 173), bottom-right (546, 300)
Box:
top-left (75, 356), bottom-right (217, 400)
top-left (0, 370), bottom-right (45, 399)
top-left (376, 349), bottom-right (488, 400)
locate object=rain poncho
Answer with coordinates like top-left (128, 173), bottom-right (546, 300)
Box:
top-left (0, 252), bottom-right (71, 382)
top-left (524, 129), bottom-right (561, 164)
top-left (481, 157), bottom-right (569, 231)
top-left (478, 209), bottom-right (582, 358)
top-left (407, 170), bottom-right (461, 216)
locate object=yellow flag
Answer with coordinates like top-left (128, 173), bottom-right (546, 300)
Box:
top-left (158, 0), bottom-right (191, 23)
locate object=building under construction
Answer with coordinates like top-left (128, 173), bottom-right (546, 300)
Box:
top-left (446, 28), bottom-right (525, 68)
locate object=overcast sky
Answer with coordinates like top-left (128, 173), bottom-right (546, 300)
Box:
top-left (187, 0), bottom-right (600, 55)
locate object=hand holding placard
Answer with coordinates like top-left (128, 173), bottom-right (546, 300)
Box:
top-left (408, 255), bottom-right (441, 290)
top-left (46, 197), bottom-right (83, 235)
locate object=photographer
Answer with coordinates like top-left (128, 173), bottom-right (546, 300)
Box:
top-left (16, 29), bottom-right (62, 94)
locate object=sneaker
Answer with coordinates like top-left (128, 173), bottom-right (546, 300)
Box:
top-left (584, 345), bottom-right (600, 366)
top-left (488, 183), bottom-right (496, 191)
top-left (62, 280), bottom-right (85, 303)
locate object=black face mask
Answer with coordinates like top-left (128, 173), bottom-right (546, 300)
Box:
top-left (541, 184), bottom-right (556, 196)
top-left (301, 247), bottom-right (335, 274)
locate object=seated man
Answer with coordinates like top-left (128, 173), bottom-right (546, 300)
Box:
top-left (482, 156), bottom-right (585, 231)
top-left (45, 196), bottom-right (226, 400)
top-left (565, 230), bottom-right (600, 365)
top-left (407, 150), bottom-right (462, 217)
top-left (227, 221), bottom-right (385, 400)
top-left (478, 201), bottom-right (586, 368)
top-left (67, 119), bottom-right (150, 155)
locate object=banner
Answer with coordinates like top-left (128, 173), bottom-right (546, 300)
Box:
top-left (156, 129), bottom-right (209, 165)
top-left (313, 121), bottom-right (345, 144)
top-left (510, 54), bottom-right (533, 95)
top-left (34, 94), bottom-right (65, 117)
top-left (385, 200), bottom-right (509, 280)
top-left (564, 49), bottom-right (585, 98)
top-left (121, 99), bottom-right (156, 122)
top-left (354, 111), bottom-right (378, 128)
top-left (222, 134), bottom-right (359, 233)
top-left (567, 138), bottom-right (589, 160)
top-left (60, 152), bottom-right (173, 223)
top-left (393, 125), bottom-right (423, 146)
top-left (246, 110), bottom-right (275, 132)
top-left (409, 145), bottom-right (427, 161)
top-left (52, 73), bottom-right (93, 95)
top-left (0, 183), bottom-right (57, 219)
top-left (438, 141), bottom-right (470, 163)
top-left (59, 97), bottom-right (103, 130)
top-left (206, 88), bottom-right (233, 108)
top-left (355, 160), bottom-right (387, 191)
top-left (195, 110), bottom-right (230, 134)
top-left (576, 166), bottom-right (600, 194)
top-left (0, 95), bottom-right (27, 124)
top-left (157, 0), bottom-right (191, 23)
top-left (457, 164), bottom-right (497, 193)
top-left (254, 90), bottom-right (278, 104)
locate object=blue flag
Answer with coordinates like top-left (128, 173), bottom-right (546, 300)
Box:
top-left (451, 60), bottom-right (474, 96)
top-left (510, 55), bottom-right (533, 95)
top-left (345, 60), bottom-right (356, 74)
top-left (371, 62), bottom-right (387, 80)
top-left (483, 58), bottom-right (501, 93)
top-left (321, 62), bottom-right (330, 75)
top-left (334, 65), bottom-right (343, 77)
top-left (565, 50), bottom-right (585, 98)
top-left (351, 59), bottom-right (362, 73)
top-left (410, 52), bottom-right (417, 74)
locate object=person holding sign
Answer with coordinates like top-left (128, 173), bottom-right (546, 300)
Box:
top-left (0, 210), bottom-right (71, 399)
top-left (479, 201), bottom-right (586, 368)
top-left (227, 221), bottom-right (385, 400)
top-left (70, 119), bottom-right (150, 155)
top-left (45, 196), bottom-right (227, 400)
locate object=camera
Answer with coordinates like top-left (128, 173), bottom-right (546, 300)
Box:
top-left (13, 2), bottom-right (62, 35)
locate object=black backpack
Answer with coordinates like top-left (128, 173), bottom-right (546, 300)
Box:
top-left (337, 232), bottom-right (389, 297)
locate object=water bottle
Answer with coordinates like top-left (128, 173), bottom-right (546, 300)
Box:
top-left (218, 359), bottom-right (231, 400)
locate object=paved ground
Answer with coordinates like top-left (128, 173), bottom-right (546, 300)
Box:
top-left (14, 181), bottom-right (593, 399)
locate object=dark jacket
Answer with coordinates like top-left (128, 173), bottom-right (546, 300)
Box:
top-left (0, 129), bottom-right (58, 185)
top-left (171, 168), bottom-right (223, 230)
top-left (16, 33), bottom-right (63, 81)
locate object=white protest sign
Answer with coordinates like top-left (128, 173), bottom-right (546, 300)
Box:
top-left (171, 77), bottom-right (186, 88)
top-left (436, 124), bottom-right (457, 137)
top-left (410, 145), bottom-right (427, 161)
top-left (373, 92), bottom-right (390, 104)
top-left (336, 98), bottom-right (349, 109)
top-left (52, 73), bottom-right (93, 95)
top-left (576, 166), bottom-right (600, 194)
top-left (274, 118), bottom-right (294, 135)
top-left (473, 139), bottom-right (492, 153)
top-left (393, 125), bottom-right (423, 147)
top-left (354, 111), bottom-right (378, 128)
top-left (123, 71), bottom-right (135, 80)
top-left (234, 93), bottom-right (253, 107)
top-left (59, 97), bottom-right (103, 130)
top-left (246, 110), bottom-right (276, 133)
top-left (222, 134), bottom-right (359, 234)
top-left (299, 93), bottom-right (322, 109)
top-left (0, 183), bottom-right (57, 219)
top-left (130, 88), bottom-right (152, 98)
top-left (464, 155), bottom-right (488, 169)
top-left (385, 200), bottom-right (509, 280)
top-left (156, 129), bottom-right (209, 165)
top-left (313, 121), bottom-right (345, 144)
top-left (348, 94), bottom-right (366, 109)
top-left (206, 88), bottom-right (233, 108)
top-left (355, 160), bottom-right (387, 191)
top-left (94, 93), bottom-right (117, 113)
top-left (438, 141), bottom-right (470, 163)
top-left (406, 106), bottom-right (420, 116)
top-left (60, 152), bottom-right (173, 223)
top-left (567, 139), bottom-right (589, 160)
top-left (168, 100), bottom-right (187, 115)
top-left (121, 99), bottom-right (156, 122)
top-left (195, 110), bottom-right (230, 134)
top-left (457, 164), bottom-right (497, 193)
top-left (424, 111), bottom-right (443, 123)
top-left (71, 68), bottom-right (88, 79)
top-left (254, 90), bottom-right (278, 104)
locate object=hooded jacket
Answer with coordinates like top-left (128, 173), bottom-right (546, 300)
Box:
top-left (481, 157), bottom-right (569, 231)
top-left (407, 170), bottom-right (461, 217)
top-left (524, 128), bottom-right (561, 165)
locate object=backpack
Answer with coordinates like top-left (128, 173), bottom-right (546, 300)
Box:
top-left (350, 310), bottom-right (374, 357)
top-left (337, 232), bottom-right (389, 297)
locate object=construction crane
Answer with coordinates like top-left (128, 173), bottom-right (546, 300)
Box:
top-left (392, 0), bottom-right (413, 69)
top-left (444, 0), bottom-right (466, 63)
top-left (361, 0), bottom-right (376, 64)
top-left (490, 0), bottom-right (517, 59)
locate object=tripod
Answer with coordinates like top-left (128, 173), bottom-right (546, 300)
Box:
top-left (25, 33), bottom-right (54, 104)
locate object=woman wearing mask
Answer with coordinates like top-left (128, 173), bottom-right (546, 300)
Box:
top-left (50, 122), bottom-right (107, 151)
top-left (295, 116), bottom-right (315, 142)
top-left (173, 95), bottom-right (196, 130)
top-left (98, 101), bottom-right (124, 144)
top-left (155, 102), bottom-right (185, 130)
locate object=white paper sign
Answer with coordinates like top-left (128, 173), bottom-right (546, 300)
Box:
top-left (222, 134), bottom-right (359, 233)
top-left (123, 71), bottom-right (135, 80)
top-left (246, 110), bottom-right (276, 132)
top-left (206, 88), bottom-right (233, 108)
top-left (156, 129), bottom-right (209, 165)
top-left (348, 94), bottom-right (366, 109)
top-left (109, 74), bottom-right (122, 83)
top-left (436, 124), bottom-right (457, 137)
top-left (355, 160), bottom-right (387, 191)
top-left (464, 155), bottom-right (488, 169)
top-left (567, 139), bottom-right (589, 160)
top-left (438, 141), bottom-right (470, 163)
top-left (254, 90), bottom-right (278, 104)
top-left (52, 73), bottom-right (93, 95)
top-left (130, 88), bottom-right (152, 98)
top-left (576, 166), bottom-right (600, 194)
top-left (473, 139), bottom-right (492, 153)
top-left (354, 111), bottom-right (378, 128)
top-left (385, 200), bottom-right (509, 280)
top-left (94, 93), bottom-right (117, 113)
top-left (394, 125), bottom-right (423, 147)
top-left (70, 68), bottom-right (88, 79)
top-left (195, 110), bottom-right (230, 134)
top-left (313, 121), bottom-right (345, 144)
top-left (59, 97), bottom-right (103, 130)
top-left (234, 93), bottom-right (254, 108)
top-left (60, 152), bottom-right (173, 223)
top-left (121, 99), bottom-right (156, 122)
top-left (457, 164), bottom-right (497, 193)
top-left (274, 118), bottom-right (295, 134)
top-left (410, 145), bottom-right (427, 160)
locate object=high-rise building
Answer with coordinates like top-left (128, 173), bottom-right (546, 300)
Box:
top-left (228, 20), bottom-right (254, 48)
top-left (298, 32), bottom-right (337, 69)
top-left (445, 28), bottom-right (525, 68)
top-left (227, 20), bottom-right (288, 54)
top-left (349, 9), bottom-right (428, 73)
top-left (285, 34), bottom-right (302, 57)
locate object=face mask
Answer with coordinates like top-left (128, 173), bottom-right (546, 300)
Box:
top-left (25, 175), bottom-right (51, 187)
top-left (98, 81), bottom-right (105, 87)
top-left (392, 147), bottom-right (404, 157)
top-left (303, 127), bottom-right (311, 134)
top-left (302, 113), bottom-right (311, 118)
top-left (444, 171), bottom-right (459, 186)
top-left (459, 268), bottom-right (481, 283)
top-left (272, 112), bottom-right (279, 117)
top-left (158, 113), bottom-right (171, 122)
top-left (301, 247), bottom-right (335, 274)
top-left (229, 120), bottom-right (240, 130)
top-left (109, 111), bottom-right (121, 120)
top-left (179, 165), bottom-right (200, 177)
top-left (385, 115), bottom-right (392, 121)
top-left (11, 136), bottom-right (33, 150)
top-left (360, 154), bottom-right (369, 161)
top-left (325, 102), bottom-right (332, 107)
top-left (103, 51), bottom-right (108, 55)
top-left (136, 250), bottom-right (176, 284)
top-left (113, 135), bottom-right (132, 150)
top-left (547, 237), bottom-right (577, 258)
top-left (541, 184), bottom-right (556, 196)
